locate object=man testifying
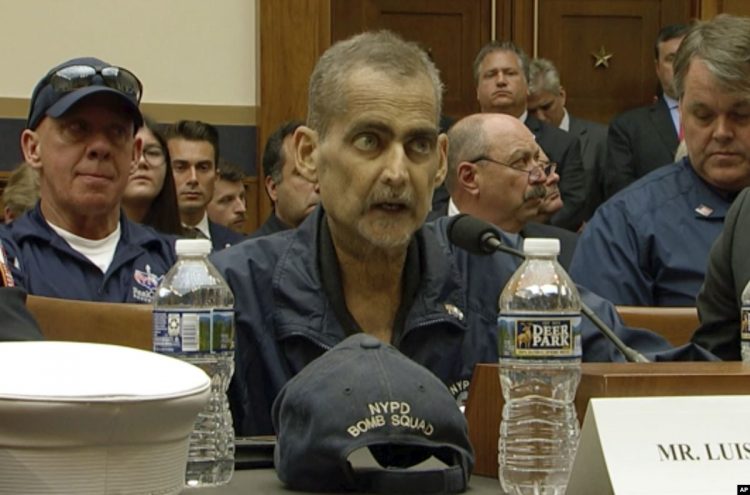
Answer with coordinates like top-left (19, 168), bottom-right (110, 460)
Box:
top-left (2, 57), bottom-right (175, 303)
top-left (211, 31), bottom-right (697, 437)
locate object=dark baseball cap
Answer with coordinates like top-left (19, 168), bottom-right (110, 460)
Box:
top-left (27, 57), bottom-right (143, 130)
top-left (272, 334), bottom-right (475, 493)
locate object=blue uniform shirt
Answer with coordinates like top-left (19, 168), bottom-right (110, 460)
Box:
top-left (570, 158), bottom-right (731, 306)
top-left (3, 203), bottom-right (176, 303)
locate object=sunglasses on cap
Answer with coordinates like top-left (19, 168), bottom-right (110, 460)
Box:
top-left (43, 64), bottom-right (143, 102)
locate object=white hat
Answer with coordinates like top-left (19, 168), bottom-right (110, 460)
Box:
top-left (0, 341), bottom-right (210, 494)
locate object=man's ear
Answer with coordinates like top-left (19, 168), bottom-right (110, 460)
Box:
top-left (21, 129), bottom-right (43, 171)
top-left (457, 161), bottom-right (480, 195)
top-left (434, 133), bottom-right (448, 187)
top-left (294, 125), bottom-right (319, 183)
top-left (559, 86), bottom-right (567, 107)
top-left (264, 175), bottom-right (278, 203)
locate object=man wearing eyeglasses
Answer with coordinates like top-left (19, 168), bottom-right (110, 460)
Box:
top-left (0, 57), bottom-right (175, 303)
top-left (474, 41), bottom-right (588, 232)
top-left (444, 113), bottom-right (578, 269)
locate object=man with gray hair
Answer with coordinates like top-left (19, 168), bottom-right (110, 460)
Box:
top-left (212, 31), bottom-right (705, 437)
top-left (528, 57), bottom-right (608, 217)
top-left (473, 41), bottom-right (588, 231)
top-left (570, 15), bottom-right (750, 307)
top-left (687, 14), bottom-right (750, 359)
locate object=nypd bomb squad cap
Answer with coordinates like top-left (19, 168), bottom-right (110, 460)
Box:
top-left (272, 333), bottom-right (474, 493)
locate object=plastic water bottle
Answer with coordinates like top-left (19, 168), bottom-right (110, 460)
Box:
top-left (496, 238), bottom-right (582, 495)
top-left (153, 239), bottom-right (235, 488)
top-left (741, 279), bottom-right (750, 362)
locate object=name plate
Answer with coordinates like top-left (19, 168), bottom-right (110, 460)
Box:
top-left (567, 396), bottom-right (750, 495)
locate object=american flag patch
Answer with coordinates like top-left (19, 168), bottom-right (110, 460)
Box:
top-left (695, 204), bottom-right (714, 217)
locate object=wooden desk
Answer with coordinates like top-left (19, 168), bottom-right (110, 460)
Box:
top-left (465, 362), bottom-right (750, 477)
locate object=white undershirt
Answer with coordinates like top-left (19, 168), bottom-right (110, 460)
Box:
top-left (48, 221), bottom-right (121, 274)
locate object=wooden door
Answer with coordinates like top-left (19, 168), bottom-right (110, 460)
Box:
top-left (331, 0), bottom-right (491, 120)
top-left (535, 0), bottom-right (697, 124)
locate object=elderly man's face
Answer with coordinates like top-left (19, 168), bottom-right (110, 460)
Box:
top-left (681, 58), bottom-right (750, 192)
top-left (476, 50), bottom-right (529, 117)
top-left (471, 116), bottom-right (546, 232)
top-left (22, 94), bottom-right (139, 222)
top-left (305, 67), bottom-right (447, 252)
top-left (536, 149), bottom-right (562, 220)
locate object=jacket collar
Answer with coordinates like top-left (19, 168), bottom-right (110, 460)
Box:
top-left (269, 207), bottom-right (468, 346)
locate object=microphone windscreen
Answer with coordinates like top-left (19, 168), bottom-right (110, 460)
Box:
top-left (446, 214), bottom-right (500, 255)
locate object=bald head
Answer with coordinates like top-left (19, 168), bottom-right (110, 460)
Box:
top-left (447, 113), bottom-right (546, 232)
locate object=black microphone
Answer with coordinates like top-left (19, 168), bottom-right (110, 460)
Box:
top-left (447, 214), bottom-right (650, 363)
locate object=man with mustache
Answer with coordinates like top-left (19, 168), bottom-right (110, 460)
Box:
top-left (570, 15), bottom-right (750, 307)
top-left (444, 113), bottom-right (578, 268)
top-left (210, 31), bottom-right (698, 437)
top-left (473, 41), bottom-right (588, 231)
top-left (1, 57), bottom-right (175, 303)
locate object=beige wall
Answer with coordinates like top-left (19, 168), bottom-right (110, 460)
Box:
top-left (0, 0), bottom-right (257, 122)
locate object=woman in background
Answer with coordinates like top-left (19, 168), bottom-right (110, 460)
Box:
top-left (122, 117), bottom-right (183, 235)
top-left (3, 162), bottom-right (39, 224)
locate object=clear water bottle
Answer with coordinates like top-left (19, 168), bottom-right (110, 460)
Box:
top-left (741, 279), bottom-right (750, 362)
top-left (153, 239), bottom-right (235, 488)
top-left (496, 238), bottom-right (582, 495)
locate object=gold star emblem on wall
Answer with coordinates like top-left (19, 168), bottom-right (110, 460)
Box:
top-left (591, 46), bottom-right (613, 68)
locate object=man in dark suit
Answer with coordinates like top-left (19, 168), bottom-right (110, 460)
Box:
top-left (165, 120), bottom-right (244, 250)
top-left (605, 24), bottom-right (690, 197)
top-left (444, 113), bottom-right (577, 269)
top-left (250, 120), bottom-right (320, 239)
top-left (473, 41), bottom-right (587, 232)
top-left (528, 58), bottom-right (608, 219)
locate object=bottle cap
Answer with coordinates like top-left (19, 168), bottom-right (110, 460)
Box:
top-left (523, 238), bottom-right (560, 256)
top-left (175, 239), bottom-right (212, 256)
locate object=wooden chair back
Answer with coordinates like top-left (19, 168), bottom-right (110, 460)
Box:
top-left (26, 295), bottom-right (152, 350)
top-left (615, 305), bottom-right (699, 347)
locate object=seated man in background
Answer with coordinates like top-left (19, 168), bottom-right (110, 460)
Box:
top-left (570, 15), bottom-right (750, 307)
top-left (528, 57), bottom-right (608, 218)
top-left (207, 159), bottom-right (247, 234)
top-left (444, 113), bottom-right (578, 269)
top-left (2, 57), bottom-right (175, 303)
top-left (2, 162), bottom-right (39, 224)
top-left (211, 30), bottom-right (695, 437)
top-left (165, 120), bottom-right (244, 250)
top-left (251, 120), bottom-right (320, 238)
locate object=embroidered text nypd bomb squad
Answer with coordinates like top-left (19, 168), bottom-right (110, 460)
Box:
top-left (346, 401), bottom-right (434, 438)
top-left (132, 264), bottom-right (164, 303)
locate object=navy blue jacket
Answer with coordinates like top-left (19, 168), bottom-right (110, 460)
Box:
top-left (211, 208), bottom-right (703, 436)
top-left (3, 204), bottom-right (176, 303)
top-left (209, 220), bottom-right (245, 251)
top-left (570, 158), bottom-right (731, 306)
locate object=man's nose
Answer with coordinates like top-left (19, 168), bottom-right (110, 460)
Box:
top-left (234, 197), bottom-right (246, 213)
top-left (85, 130), bottom-right (113, 161)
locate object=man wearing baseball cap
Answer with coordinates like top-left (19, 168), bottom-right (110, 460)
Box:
top-left (1, 57), bottom-right (175, 303)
